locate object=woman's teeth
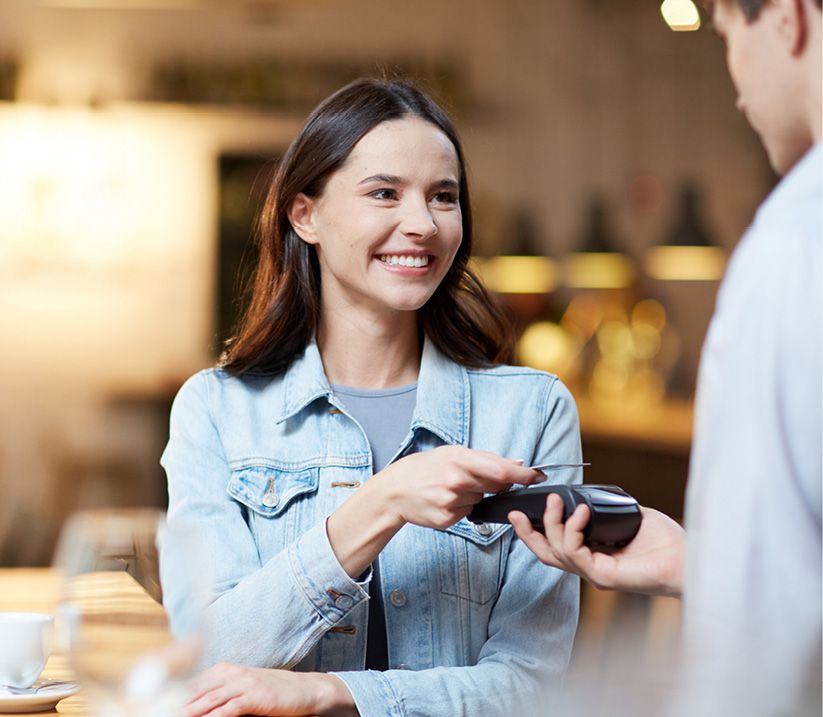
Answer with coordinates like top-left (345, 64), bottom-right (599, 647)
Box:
top-left (379, 255), bottom-right (430, 268)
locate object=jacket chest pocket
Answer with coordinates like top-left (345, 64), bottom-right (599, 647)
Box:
top-left (436, 519), bottom-right (510, 606)
top-left (227, 464), bottom-right (320, 556)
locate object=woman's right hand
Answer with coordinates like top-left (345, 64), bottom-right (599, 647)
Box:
top-left (327, 446), bottom-right (545, 578)
top-left (376, 445), bottom-right (546, 529)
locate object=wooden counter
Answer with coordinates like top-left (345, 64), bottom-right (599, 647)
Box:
top-left (0, 568), bottom-right (169, 716)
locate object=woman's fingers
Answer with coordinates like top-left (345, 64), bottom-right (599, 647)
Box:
top-left (203, 698), bottom-right (245, 717)
top-left (184, 688), bottom-right (233, 717)
top-left (443, 446), bottom-right (543, 487)
top-left (185, 665), bottom-right (250, 717)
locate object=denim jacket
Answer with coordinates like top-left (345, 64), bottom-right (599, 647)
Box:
top-left (161, 337), bottom-right (581, 717)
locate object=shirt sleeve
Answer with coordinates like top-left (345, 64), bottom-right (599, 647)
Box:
top-left (332, 378), bottom-right (582, 717)
top-left (159, 371), bottom-right (370, 668)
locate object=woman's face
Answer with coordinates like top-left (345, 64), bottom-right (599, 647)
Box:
top-left (290, 116), bottom-right (463, 319)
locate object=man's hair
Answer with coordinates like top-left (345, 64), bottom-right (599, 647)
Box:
top-left (717, 0), bottom-right (822, 22)
top-left (738, 0), bottom-right (768, 21)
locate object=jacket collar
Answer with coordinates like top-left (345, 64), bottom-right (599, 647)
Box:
top-left (275, 336), bottom-right (469, 447)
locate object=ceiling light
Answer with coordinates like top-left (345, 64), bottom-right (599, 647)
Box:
top-left (660, 0), bottom-right (701, 31)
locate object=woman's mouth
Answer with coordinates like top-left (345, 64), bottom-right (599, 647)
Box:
top-left (377, 254), bottom-right (431, 268)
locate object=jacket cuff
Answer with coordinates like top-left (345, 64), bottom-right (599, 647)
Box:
top-left (331, 670), bottom-right (404, 717)
top-left (287, 519), bottom-right (370, 626)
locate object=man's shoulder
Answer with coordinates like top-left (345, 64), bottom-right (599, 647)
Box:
top-left (753, 142), bottom-right (822, 234)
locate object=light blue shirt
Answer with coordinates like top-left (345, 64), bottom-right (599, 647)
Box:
top-left (682, 143), bottom-right (822, 716)
top-left (161, 336), bottom-right (582, 717)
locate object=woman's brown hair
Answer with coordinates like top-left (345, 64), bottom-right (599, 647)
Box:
top-left (221, 78), bottom-right (514, 376)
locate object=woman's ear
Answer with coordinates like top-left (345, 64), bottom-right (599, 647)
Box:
top-left (287, 193), bottom-right (320, 245)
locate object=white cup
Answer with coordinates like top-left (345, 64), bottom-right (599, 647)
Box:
top-left (0, 612), bottom-right (54, 688)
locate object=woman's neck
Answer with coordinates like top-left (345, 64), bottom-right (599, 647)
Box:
top-left (316, 308), bottom-right (421, 389)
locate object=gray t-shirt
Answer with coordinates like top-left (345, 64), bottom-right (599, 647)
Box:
top-left (331, 383), bottom-right (417, 472)
top-left (331, 382), bottom-right (417, 671)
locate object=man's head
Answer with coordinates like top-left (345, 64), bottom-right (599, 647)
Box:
top-left (710, 0), bottom-right (822, 175)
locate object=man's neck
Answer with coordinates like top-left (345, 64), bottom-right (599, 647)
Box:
top-left (804, 7), bottom-right (822, 143)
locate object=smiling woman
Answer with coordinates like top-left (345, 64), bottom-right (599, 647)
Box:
top-left (286, 116), bottom-right (464, 323)
top-left (221, 79), bottom-right (513, 377)
top-left (160, 78), bottom-right (583, 717)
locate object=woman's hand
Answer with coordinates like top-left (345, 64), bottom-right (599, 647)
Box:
top-left (327, 446), bottom-right (545, 578)
top-left (183, 663), bottom-right (357, 717)
top-left (509, 495), bottom-right (686, 598)
top-left (377, 445), bottom-right (546, 529)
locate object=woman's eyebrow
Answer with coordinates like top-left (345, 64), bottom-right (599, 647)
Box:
top-left (432, 178), bottom-right (459, 191)
top-left (359, 173), bottom-right (403, 185)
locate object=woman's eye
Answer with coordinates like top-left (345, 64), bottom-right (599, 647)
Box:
top-left (370, 188), bottom-right (397, 201)
top-left (432, 191), bottom-right (458, 205)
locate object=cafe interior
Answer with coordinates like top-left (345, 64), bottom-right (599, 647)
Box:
top-left (0, 0), bottom-right (782, 713)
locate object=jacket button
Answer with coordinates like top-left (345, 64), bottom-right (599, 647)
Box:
top-left (473, 522), bottom-right (493, 537)
top-left (335, 595), bottom-right (354, 610)
top-left (389, 590), bottom-right (407, 607)
top-left (262, 493), bottom-right (279, 508)
top-left (396, 663), bottom-right (410, 670)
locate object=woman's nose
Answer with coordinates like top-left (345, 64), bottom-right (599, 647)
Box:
top-left (400, 196), bottom-right (438, 238)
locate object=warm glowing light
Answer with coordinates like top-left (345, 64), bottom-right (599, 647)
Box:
top-left (645, 245), bottom-right (726, 281)
top-left (0, 107), bottom-right (205, 270)
top-left (0, 105), bottom-right (214, 388)
top-left (563, 252), bottom-right (635, 289)
top-left (517, 321), bottom-right (582, 380)
top-left (661, 0), bottom-right (701, 31)
top-left (596, 321), bottom-right (635, 360)
top-left (632, 299), bottom-right (667, 332)
top-left (561, 294), bottom-right (605, 340)
top-left (472, 256), bottom-right (558, 294)
top-left (631, 324), bottom-right (663, 361)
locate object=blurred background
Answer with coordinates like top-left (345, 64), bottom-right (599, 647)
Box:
top-left (0, 0), bottom-right (773, 660)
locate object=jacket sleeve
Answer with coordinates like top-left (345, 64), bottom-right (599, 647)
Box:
top-left (159, 371), bottom-right (370, 668)
top-left (332, 377), bottom-right (582, 717)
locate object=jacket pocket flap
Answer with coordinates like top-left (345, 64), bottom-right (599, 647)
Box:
top-left (445, 518), bottom-right (510, 546)
top-left (227, 464), bottom-right (319, 517)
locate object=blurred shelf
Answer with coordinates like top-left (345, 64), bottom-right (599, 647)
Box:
top-left (575, 396), bottom-right (693, 520)
top-left (577, 396), bottom-right (693, 455)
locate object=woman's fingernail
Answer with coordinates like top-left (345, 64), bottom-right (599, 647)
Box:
top-left (513, 458), bottom-right (525, 465)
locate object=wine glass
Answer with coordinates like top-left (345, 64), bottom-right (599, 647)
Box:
top-left (53, 508), bottom-right (209, 717)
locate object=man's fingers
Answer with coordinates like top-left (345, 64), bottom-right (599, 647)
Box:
top-left (542, 493), bottom-right (567, 549)
top-left (509, 510), bottom-right (561, 567)
top-left (562, 504), bottom-right (590, 552)
top-left (566, 502), bottom-right (591, 531)
top-left (508, 510), bottom-right (535, 537)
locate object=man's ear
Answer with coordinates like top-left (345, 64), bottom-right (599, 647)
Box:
top-left (287, 193), bottom-right (320, 246)
top-left (773, 0), bottom-right (808, 55)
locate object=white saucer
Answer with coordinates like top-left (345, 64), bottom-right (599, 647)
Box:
top-left (0, 681), bottom-right (80, 713)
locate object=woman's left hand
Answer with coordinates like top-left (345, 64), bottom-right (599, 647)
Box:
top-left (183, 663), bottom-right (357, 717)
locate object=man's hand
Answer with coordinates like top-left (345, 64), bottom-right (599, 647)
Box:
top-left (509, 494), bottom-right (686, 598)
